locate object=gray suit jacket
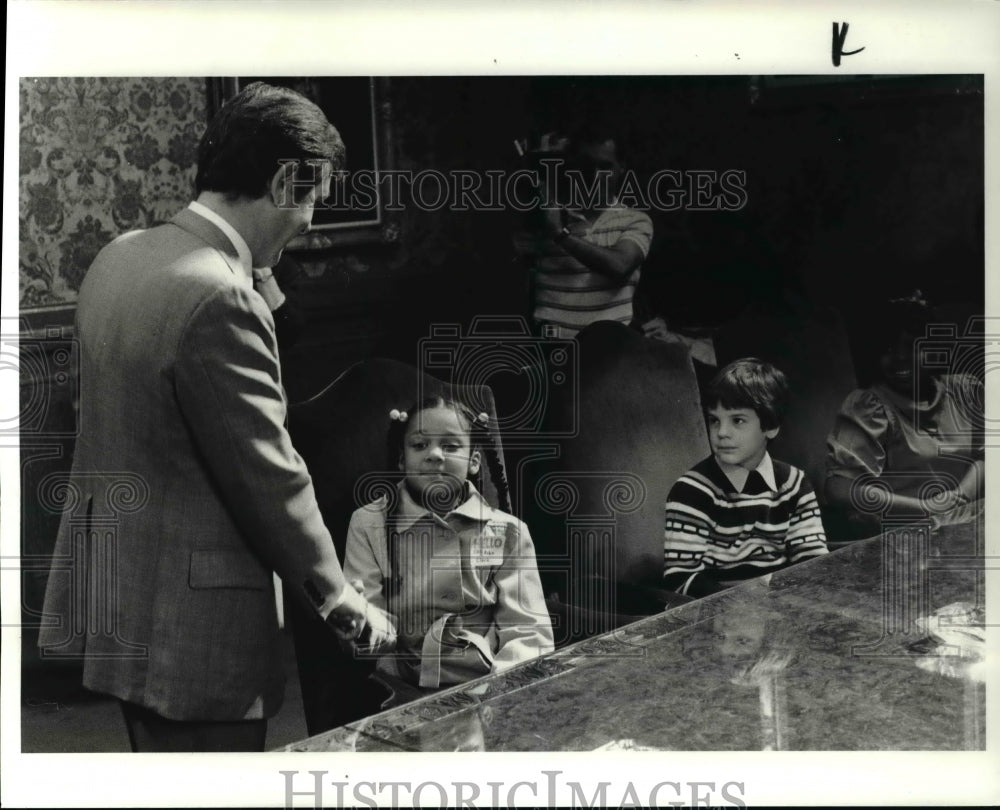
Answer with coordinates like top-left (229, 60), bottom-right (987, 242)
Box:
top-left (38, 208), bottom-right (346, 721)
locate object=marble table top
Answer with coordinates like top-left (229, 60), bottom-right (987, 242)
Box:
top-left (281, 519), bottom-right (986, 752)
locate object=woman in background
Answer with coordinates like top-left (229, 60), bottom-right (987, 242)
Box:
top-left (825, 292), bottom-right (984, 538)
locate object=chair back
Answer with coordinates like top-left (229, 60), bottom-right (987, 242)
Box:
top-left (525, 322), bottom-right (709, 598)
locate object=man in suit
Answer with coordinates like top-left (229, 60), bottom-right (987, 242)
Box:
top-left (38, 82), bottom-right (392, 752)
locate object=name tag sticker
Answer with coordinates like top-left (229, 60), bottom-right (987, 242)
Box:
top-left (471, 529), bottom-right (504, 567)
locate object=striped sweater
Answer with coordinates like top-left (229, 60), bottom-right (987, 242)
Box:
top-left (663, 455), bottom-right (828, 597)
top-left (531, 205), bottom-right (653, 338)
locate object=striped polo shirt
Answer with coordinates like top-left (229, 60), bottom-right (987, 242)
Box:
top-left (532, 204), bottom-right (653, 338)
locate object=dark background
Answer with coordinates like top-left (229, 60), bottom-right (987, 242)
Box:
top-left (272, 74), bottom-right (983, 398)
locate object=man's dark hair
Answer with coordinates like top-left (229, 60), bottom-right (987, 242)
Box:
top-left (196, 81), bottom-right (345, 199)
top-left (705, 357), bottom-right (789, 431)
top-left (569, 123), bottom-right (624, 162)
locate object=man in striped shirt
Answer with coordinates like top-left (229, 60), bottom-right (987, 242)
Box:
top-left (523, 135), bottom-right (654, 339)
top-left (663, 358), bottom-right (828, 597)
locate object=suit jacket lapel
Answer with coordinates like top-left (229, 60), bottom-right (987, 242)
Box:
top-left (170, 207), bottom-right (245, 280)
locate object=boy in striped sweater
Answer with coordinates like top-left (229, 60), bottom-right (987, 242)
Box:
top-left (664, 358), bottom-right (828, 597)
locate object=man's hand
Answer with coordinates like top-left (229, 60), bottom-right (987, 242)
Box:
top-left (326, 581), bottom-right (397, 652)
top-left (359, 604), bottom-right (397, 650)
top-left (325, 585), bottom-right (370, 642)
top-left (542, 209), bottom-right (644, 281)
top-left (542, 203), bottom-right (588, 240)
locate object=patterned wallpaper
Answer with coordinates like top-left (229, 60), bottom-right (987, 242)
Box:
top-left (19, 77), bottom-right (207, 311)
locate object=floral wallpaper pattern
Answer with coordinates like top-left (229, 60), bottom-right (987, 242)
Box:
top-left (19, 77), bottom-right (207, 311)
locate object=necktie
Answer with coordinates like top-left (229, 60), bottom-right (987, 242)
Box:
top-left (742, 470), bottom-right (769, 495)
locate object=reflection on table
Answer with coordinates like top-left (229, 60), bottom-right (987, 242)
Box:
top-left (281, 520), bottom-right (986, 752)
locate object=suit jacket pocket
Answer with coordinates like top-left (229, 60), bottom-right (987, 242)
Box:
top-left (189, 548), bottom-right (270, 590)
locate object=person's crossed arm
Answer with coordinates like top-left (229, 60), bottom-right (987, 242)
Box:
top-left (541, 204), bottom-right (644, 282)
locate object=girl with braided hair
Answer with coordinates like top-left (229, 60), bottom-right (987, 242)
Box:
top-left (343, 397), bottom-right (553, 704)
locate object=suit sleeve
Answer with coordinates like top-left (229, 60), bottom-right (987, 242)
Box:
top-left (173, 283), bottom-right (348, 620)
top-left (491, 520), bottom-right (555, 671)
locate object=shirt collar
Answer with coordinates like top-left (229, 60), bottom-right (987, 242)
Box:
top-left (715, 451), bottom-right (777, 493)
top-left (392, 479), bottom-right (493, 531)
top-left (187, 201), bottom-right (253, 285)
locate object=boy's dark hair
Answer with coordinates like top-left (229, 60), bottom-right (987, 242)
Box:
top-left (196, 81), bottom-right (345, 200)
top-left (705, 358), bottom-right (789, 431)
top-left (386, 396), bottom-right (511, 513)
